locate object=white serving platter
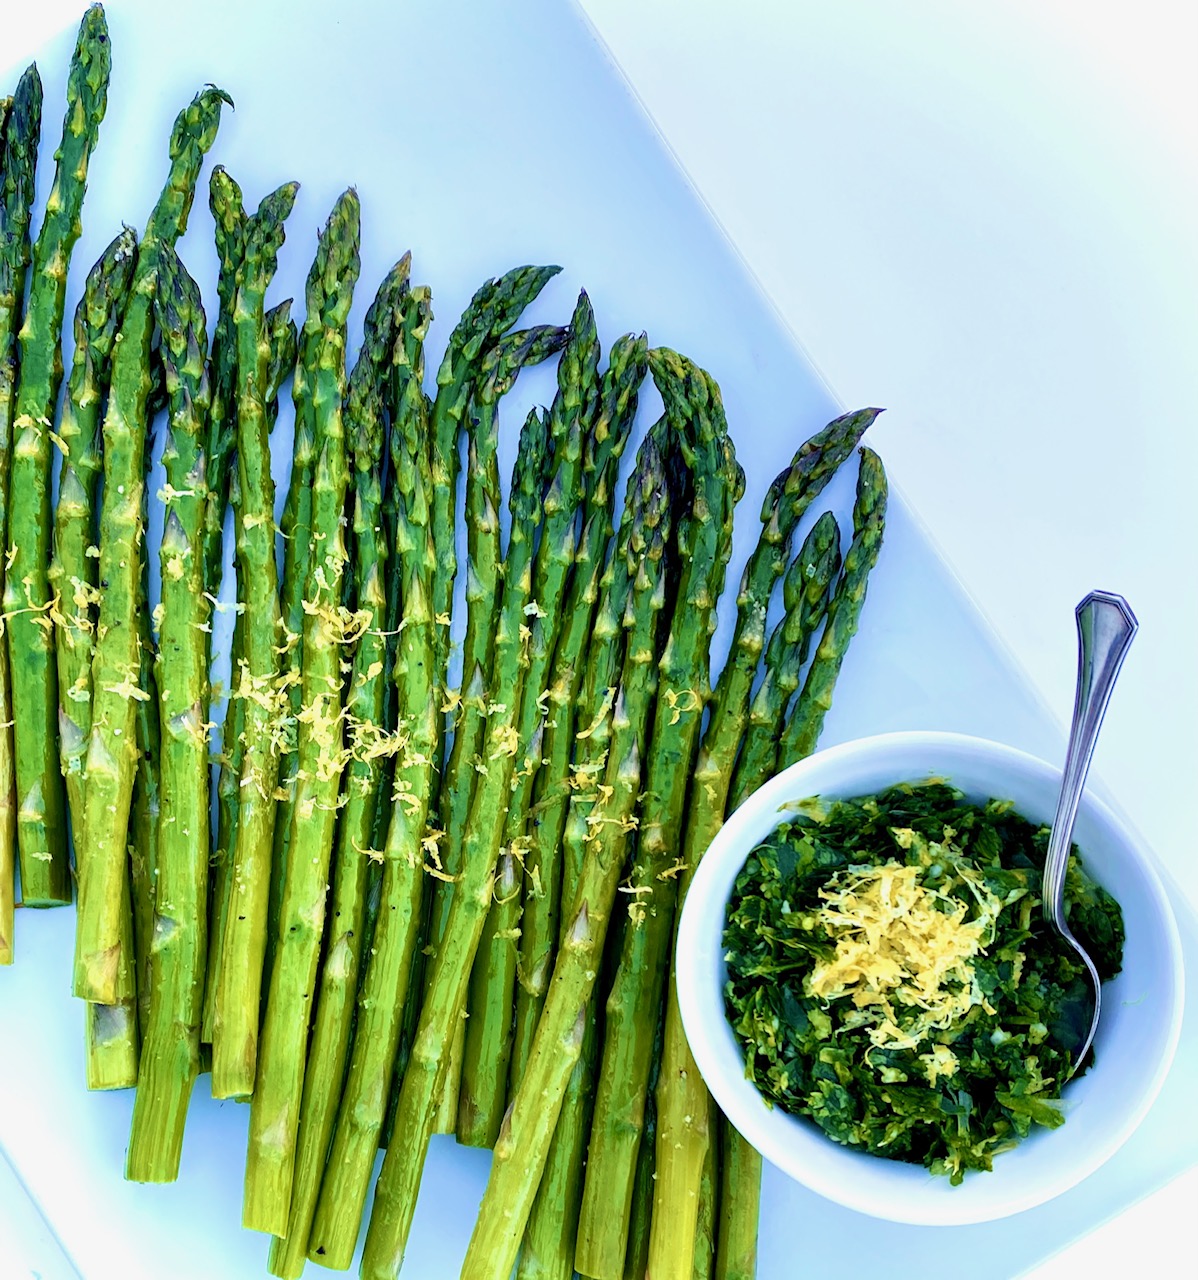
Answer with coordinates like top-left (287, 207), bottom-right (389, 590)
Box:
top-left (1, 2), bottom-right (1194, 1278)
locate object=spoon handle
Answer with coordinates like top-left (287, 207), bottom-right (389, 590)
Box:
top-left (1042, 591), bottom-right (1139, 927)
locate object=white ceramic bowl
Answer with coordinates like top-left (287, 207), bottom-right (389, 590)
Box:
top-left (676, 731), bottom-right (1185, 1226)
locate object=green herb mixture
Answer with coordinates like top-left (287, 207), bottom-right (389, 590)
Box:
top-left (722, 782), bottom-right (1124, 1182)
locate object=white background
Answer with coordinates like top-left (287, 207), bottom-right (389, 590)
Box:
top-left (2, 1), bottom-right (1195, 1277)
top-left (571, 1), bottom-right (1198, 1276)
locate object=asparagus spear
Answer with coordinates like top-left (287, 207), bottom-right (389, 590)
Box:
top-left (196, 170), bottom-right (246, 1013)
top-left (200, 165), bottom-right (245, 601)
top-left (0, 65), bottom-right (41, 936)
top-left (623, 992), bottom-right (665, 1280)
top-left (0, 94), bottom-right (9, 208)
top-left (355, 402), bottom-right (556, 1280)
top-left (517, 417), bottom-right (668, 1280)
top-left (458, 423), bottom-right (682, 1280)
top-left (267, 258), bottom-right (411, 1280)
top-left (422, 267), bottom-right (562, 994)
top-left (7, 10), bottom-right (110, 907)
top-left (82, 900), bottom-right (138, 1088)
top-left (427, 265), bottom-right (561, 734)
top-left (515, 1007), bottom-right (597, 1280)
top-left (0, 88), bottom-right (13, 965)
top-left (646, 509), bottom-right (842, 1280)
top-left (509, 333), bottom-right (647, 1093)
top-left (129, 536), bottom-right (161, 1040)
top-left (196, 169), bottom-right (247, 1017)
top-left (209, 179), bottom-right (299, 1099)
top-left (580, 411), bottom-right (873, 1277)
top-left (712, 449), bottom-right (888, 1280)
top-left (97, 394), bottom-right (152, 1083)
top-left (74, 86), bottom-right (230, 1006)
top-left (732, 512), bottom-right (842, 795)
top-left (267, 285), bottom-right (322, 972)
top-left (0, 68), bottom-right (40, 962)
top-left (457, 294), bottom-right (597, 1146)
top-left (373, 378), bottom-right (432, 1124)
top-left (420, 273), bottom-right (562, 1088)
top-left (202, 296), bottom-right (296, 1046)
top-left (306, 305), bottom-right (452, 1270)
top-left (430, 324), bottom-right (569, 1136)
top-left (781, 446), bottom-right (888, 762)
top-left (50, 228), bottom-right (136, 866)
top-left (243, 189), bottom-right (361, 1236)
top-left (572, 351), bottom-right (743, 1280)
top-left (429, 323), bottom-right (570, 1053)
top-left (125, 243), bottom-right (212, 1181)
top-left (694, 1128), bottom-right (719, 1280)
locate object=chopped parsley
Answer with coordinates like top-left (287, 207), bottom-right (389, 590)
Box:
top-left (722, 782), bottom-right (1124, 1183)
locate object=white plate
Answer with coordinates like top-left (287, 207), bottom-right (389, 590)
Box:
top-left (1, 2), bottom-right (1196, 1278)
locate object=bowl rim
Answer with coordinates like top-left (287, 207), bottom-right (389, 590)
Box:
top-left (676, 729), bottom-right (1187, 1225)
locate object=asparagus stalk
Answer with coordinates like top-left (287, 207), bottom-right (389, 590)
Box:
top-left (267, 258), bottom-right (411, 1280)
top-left (780, 446), bottom-right (888, 762)
top-left (457, 293), bottom-right (598, 1146)
top-left (306, 298), bottom-right (447, 1270)
top-left (435, 333), bottom-right (568, 1135)
top-left (124, 243), bottom-right (212, 1180)
top-left (209, 179), bottom-right (299, 1099)
top-left (420, 273), bottom-right (562, 1089)
top-left (243, 189), bottom-right (361, 1236)
top-left (197, 170), bottom-right (246, 1016)
top-left (429, 323), bottom-right (570, 1051)
top-left (580, 411), bottom-right (872, 1278)
top-left (1, 67), bottom-right (41, 957)
top-left (459, 423), bottom-right (681, 1280)
top-left (355, 402), bottom-right (556, 1280)
top-left (97, 459), bottom-right (150, 1085)
top-left (430, 326), bottom-right (570, 1137)
top-left (50, 228), bottom-right (137, 870)
top-left (517, 418), bottom-right (669, 1280)
top-left (427, 265), bottom-right (561, 737)
top-left (509, 333), bottom-right (647, 1093)
top-left (93, 730), bottom-right (148, 1087)
top-left (74, 86), bottom-right (230, 1005)
top-left (574, 351), bottom-right (744, 1280)
top-left (422, 268), bottom-right (561, 1008)
top-left (8, 11), bottom-right (110, 906)
top-left (516, 1012), bottom-right (597, 1280)
top-left (129, 540), bottom-right (161, 1039)
top-left (623, 993), bottom-right (665, 1280)
top-left (374, 379), bottom-right (433, 1122)
top-left (201, 165), bottom-right (245, 601)
top-left (204, 550), bottom-right (244, 1050)
top-left (713, 448), bottom-right (888, 1280)
top-left (0, 95), bottom-right (10, 214)
top-left (0, 88), bottom-right (14, 964)
top-left (694, 1128), bottom-right (719, 1280)
top-left (646, 509), bottom-right (842, 1280)
top-left (731, 513), bottom-right (842, 796)
top-left (203, 296), bottom-right (295, 1046)
top-left (0, 65), bottom-right (41, 938)
top-left (267, 289), bottom-right (322, 973)
top-left (197, 170), bottom-right (246, 1020)
top-left (82, 898), bottom-right (138, 1087)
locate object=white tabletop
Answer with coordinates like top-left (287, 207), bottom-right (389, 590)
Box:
top-left (572, 1), bottom-right (1198, 1274)
top-left (2, 2), bottom-right (1195, 1277)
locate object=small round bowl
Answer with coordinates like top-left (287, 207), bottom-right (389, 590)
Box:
top-left (676, 731), bottom-right (1185, 1226)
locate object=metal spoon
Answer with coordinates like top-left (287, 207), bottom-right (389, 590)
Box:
top-left (1042, 589), bottom-right (1138, 1077)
